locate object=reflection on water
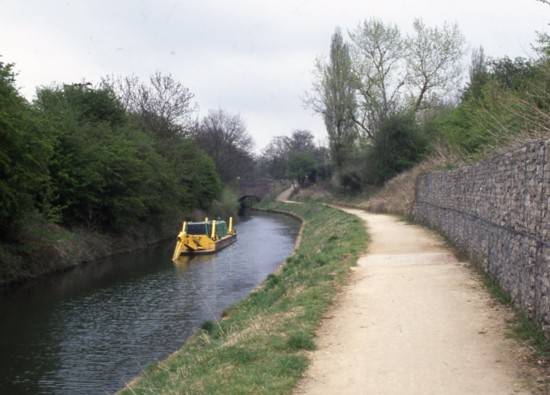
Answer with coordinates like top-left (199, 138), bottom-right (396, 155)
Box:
top-left (0, 212), bottom-right (299, 395)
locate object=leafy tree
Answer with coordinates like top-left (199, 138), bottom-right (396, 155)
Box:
top-left (288, 152), bottom-right (317, 186)
top-left (435, 52), bottom-right (549, 156)
top-left (463, 47), bottom-right (490, 100)
top-left (32, 83), bottom-right (222, 231)
top-left (260, 130), bottom-right (328, 182)
top-left (0, 61), bottom-right (52, 235)
top-left (158, 138), bottom-right (222, 211)
top-left (364, 112), bottom-right (428, 184)
top-left (309, 19), bottom-right (464, 190)
top-left (286, 129), bottom-right (316, 152)
top-left (489, 57), bottom-right (537, 91)
top-left (308, 28), bottom-right (358, 172)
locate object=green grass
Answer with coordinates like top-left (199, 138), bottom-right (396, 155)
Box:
top-left (119, 201), bottom-right (368, 395)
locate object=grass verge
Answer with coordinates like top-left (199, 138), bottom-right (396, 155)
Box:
top-left (119, 201), bottom-right (368, 395)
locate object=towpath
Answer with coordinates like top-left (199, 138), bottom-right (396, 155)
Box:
top-left (296, 207), bottom-right (536, 395)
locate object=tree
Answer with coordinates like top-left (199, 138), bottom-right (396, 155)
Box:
top-left (192, 109), bottom-right (254, 182)
top-left (0, 61), bottom-right (51, 235)
top-left (308, 28), bottom-right (358, 171)
top-left (489, 57), bottom-right (537, 90)
top-left (309, 19), bottom-right (465, 191)
top-left (349, 19), bottom-right (406, 138)
top-left (260, 136), bottom-right (289, 180)
top-left (364, 112), bottom-right (428, 184)
top-left (463, 47), bottom-right (490, 100)
top-left (260, 130), bottom-right (325, 181)
top-left (406, 19), bottom-right (465, 111)
top-left (348, 18), bottom-right (464, 134)
top-left (103, 72), bottom-right (196, 138)
top-left (33, 82), bottom-right (222, 230)
top-left (286, 129), bottom-right (316, 152)
top-left (288, 152), bottom-right (317, 186)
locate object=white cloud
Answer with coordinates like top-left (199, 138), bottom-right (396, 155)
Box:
top-left (1, 0), bottom-right (548, 150)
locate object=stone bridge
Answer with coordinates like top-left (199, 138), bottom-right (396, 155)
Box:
top-left (238, 178), bottom-right (275, 202)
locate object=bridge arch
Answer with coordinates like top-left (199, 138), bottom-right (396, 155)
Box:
top-left (237, 178), bottom-right (275, 202)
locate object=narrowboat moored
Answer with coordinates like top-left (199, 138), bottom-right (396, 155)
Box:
top-left (172, 217), bottom-right (236, 260)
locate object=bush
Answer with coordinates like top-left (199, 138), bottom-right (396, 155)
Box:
top-left (437, 59), bottom-right (550, 158)
top-left (0, 62), bottom-right (52, 236)
top-left (288, 152), bottom-right (317, 186)
top-left (363, 112), bottom-right (428, 185)
top-left (1, 64), bottom-right (224, 237)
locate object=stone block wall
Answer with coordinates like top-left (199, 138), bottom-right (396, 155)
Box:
top-left (414, 139), bottom-right (550, 332)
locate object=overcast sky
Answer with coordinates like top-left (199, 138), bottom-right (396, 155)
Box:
top-left (1, 0), bottom-right (548, 150)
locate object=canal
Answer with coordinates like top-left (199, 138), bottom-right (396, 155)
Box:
top-left (0, 212), bottom-right (300, 394)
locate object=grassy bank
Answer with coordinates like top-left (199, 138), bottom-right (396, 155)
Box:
top-left (0, 213), bottom-right (181, 287)
top-left (120, 201), bottom-right (368, 394)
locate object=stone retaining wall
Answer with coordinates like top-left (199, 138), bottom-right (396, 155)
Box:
top-left (414, 139), bottom-right (550, 332)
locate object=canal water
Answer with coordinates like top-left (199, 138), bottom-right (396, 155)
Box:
top-left (0, 212), bottom-right (300, 394)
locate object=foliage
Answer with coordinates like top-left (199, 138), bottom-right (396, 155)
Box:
top-left (362, 112), bottom-right (429, 185)
top-left (463, 47), bottom-right (490, 101)
top-left (308, 28), bottom-right (358, 171)
top-left (120, 201), bottom-right (368, 395)
top-left (437, 55), bottom-right (550, 157)
top-left (260, 130), bottom-right (329, 184)
top-left (0, 62), bottom-right (52, 236)
top-left (326, 18), bottom-right (464, 140)
top-left (489, 57), bottom-right (537, 91)
top-left (288, 152), bottom-right (317, 186)
top-left (308, 17), bottom-right (550, 193)
top-left (0, 63), bottom-right (223, 240)
top-left (308, 19), bottom-right (465, 191)
top-left (210, 188), bottom-right (240, 219)
top-left (155, 137), bottom-right (222, 212)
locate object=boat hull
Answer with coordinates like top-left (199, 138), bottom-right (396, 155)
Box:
top-left (180, 234), bottom-right (237, 256)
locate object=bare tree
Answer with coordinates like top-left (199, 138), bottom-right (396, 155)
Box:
top-left (103, 72), bottom-right (196, 138)
top-left (192, 109), bottom-right (254, 182)
top-left (406, 19), bottom-right (465, 112)
top-left (307, 28), bottom-right (357, 170)
top-left (261, 136), bottom-right (290, 180)
top-left (348, 18), bottom-right (464, 131)
top-left (349, 19), bottom-right (407, 138)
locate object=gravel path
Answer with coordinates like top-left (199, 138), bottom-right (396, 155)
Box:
top-left (296, 208), bottom-right (533, 395)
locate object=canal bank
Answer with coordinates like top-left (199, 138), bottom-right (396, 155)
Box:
top-left (0, 214), bottom-right (182, 288)
top-left (120, 201), bottom-right (368, 395)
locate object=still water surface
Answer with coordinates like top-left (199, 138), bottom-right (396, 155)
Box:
top-left (0, 212), bottom-right (300, 394)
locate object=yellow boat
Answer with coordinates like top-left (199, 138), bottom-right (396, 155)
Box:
top-left (172, 217), bottom-right (236, 260)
